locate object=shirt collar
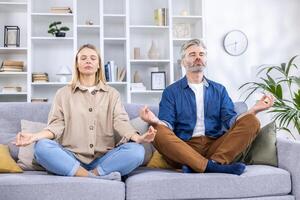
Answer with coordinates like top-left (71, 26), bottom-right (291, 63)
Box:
top-left (72, 80), bottom-right (109, 93)
top-left (181, 75), bottom-right (209, 89)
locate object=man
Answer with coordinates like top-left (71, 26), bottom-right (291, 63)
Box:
top-left (140, 39), bottom-right (274, 175)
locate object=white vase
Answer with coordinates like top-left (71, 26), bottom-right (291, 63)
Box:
top-left (148, 40), bottom-right (160, 59)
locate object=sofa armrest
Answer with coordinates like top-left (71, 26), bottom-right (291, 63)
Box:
top-left (277, 136), bottom-right (300, 198)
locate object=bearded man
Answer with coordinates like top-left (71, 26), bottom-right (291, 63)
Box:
top-left (139, 39), bottom-right (274, 175)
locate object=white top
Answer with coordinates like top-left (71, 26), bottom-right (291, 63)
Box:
top-left (189, 82), bottom-right (205, 137)
top-left (81, 85), bottom-right (96, 93)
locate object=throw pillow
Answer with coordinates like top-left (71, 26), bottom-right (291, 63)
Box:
top-left (130, 117), bottom-right (155, 166)
top-left (0, 144), bottom-right (23, 173)
top-left (17, 120), bottom-right (46, 171)
top-left (235, 122), bottom-right (278, 166)
top-left (146, 150), bottom-right (172, 169)
top-left (0, 132), bottom-right (19, 161)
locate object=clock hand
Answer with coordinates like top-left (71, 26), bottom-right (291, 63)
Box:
top-left (226, 41), bottom-right (239, 47)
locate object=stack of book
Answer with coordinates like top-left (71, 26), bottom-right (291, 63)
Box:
top-left (31, 98), bottom-right (48, 103)
top-left (131, 83), bottom-right (146, 91)
top-left (2, 86), bottom-right (22, 93)
top-left (32, 73), bottom-right (49, 82)
top-left (50, 7), bottom-right (72, 14)
top-left (0, 60), bottom-right (24, 72)
top-left (154, 8), bottom-right (168, 26)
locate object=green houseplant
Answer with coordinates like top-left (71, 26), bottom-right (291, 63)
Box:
top-left (48, 21), bottom-right (70, 37)
top-left (239, 56), bottom-right (300, 137)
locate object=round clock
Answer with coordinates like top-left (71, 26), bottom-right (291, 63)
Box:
top-left (223, 30), bottom-right (248, 56)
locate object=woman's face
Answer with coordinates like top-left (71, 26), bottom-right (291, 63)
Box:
top-left (77, 47), bottom-right (99, 76)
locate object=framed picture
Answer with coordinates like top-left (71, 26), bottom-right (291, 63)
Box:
top-left (151, 71), bottom-right (166, 90)
top-left (4, 26), bottom-right (20, 47)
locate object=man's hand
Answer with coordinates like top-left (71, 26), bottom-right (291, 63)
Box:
top-left (12, 132), bottom-right (38, 147)
top-left (139, 106), bottom-right (159, 124)
top-left (250, 94), bottom-right (274, 114)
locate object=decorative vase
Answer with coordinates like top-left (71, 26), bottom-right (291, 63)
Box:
top-left (147, 40), bottom-right (160, 59)
top-left (55, 32), bottom-right (66, 37)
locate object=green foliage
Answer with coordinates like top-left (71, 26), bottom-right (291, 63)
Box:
top-left (47, 21), bottom-right (70, 36)
top-left (239, 56), bottom-right (300, 136)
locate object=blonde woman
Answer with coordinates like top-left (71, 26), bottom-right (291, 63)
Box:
top-left (14, 44), bottom-right (156, 180)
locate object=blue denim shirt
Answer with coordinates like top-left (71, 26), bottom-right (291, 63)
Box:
top-left (158, 76), bottom-right (237, 141)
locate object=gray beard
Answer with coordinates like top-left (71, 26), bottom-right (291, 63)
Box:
top-left (185, 65), bottom-right (205, 73)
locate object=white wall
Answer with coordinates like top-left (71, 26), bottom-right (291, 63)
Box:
top-left (204, 0), bottom-right (300, 133)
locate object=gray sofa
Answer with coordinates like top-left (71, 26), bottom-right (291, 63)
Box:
top-left (0, 102), bottom-right (299, 200)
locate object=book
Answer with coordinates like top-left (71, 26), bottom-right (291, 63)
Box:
top-left (109, 61), bottom-right (116, 82)
top-left (50, 7), bottom-right (72, 14)
top-left (31, 98), bottom-right (48, 102)
top-left (117, 67), bottom-right (126, 82)
top-left (2, 86), bottom-right (22, 93)
top-left (104, 63), bottom-right (110, 81)
top-left (2, 60), bottom-right (24, 66)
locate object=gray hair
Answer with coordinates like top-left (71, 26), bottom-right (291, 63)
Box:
top-left (180, 39), bottom-right (207, 60)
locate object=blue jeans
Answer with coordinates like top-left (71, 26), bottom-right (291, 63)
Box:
top-left (34, 139), bottom-right (145, 176)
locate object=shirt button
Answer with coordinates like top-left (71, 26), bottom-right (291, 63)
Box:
top-left (89, 126), bottom-right (94, 130)
top-left (89, 108), bottom-right (93, 112)
top-left (91, 91), bottom-right (96, 95)
top-left (90, 144), bottom-right (94, 148)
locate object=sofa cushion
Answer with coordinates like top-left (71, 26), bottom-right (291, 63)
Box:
top-left (130, 117), bottom-right (154, 166)
top-left (0, 171), bottom-right (125, 200)
top-left (0, 144), bottom-right (23, 173)
top-left (235, 122), bottom-right (278, 166)
top-left (126, 165), bottom-right (291, 200)
top-left (17, 120), bottom-right (47, 171)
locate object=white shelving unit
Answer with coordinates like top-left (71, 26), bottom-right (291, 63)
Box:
top-left (0, 0), bottom-right (204, 104)
top-left (0, 0), bottom-right (28, 102)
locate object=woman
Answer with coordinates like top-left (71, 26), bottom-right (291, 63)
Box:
top-left (14, 44), bottom-right (156, 181)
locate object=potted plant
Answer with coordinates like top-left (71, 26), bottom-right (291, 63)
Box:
top-left (48, 21), bottom-right (70, 37)
top-left (239, 56), bottom-right (300, 137)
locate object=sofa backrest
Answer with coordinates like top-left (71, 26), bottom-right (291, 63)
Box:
top-left (0, 102), bottom-right (247, 143)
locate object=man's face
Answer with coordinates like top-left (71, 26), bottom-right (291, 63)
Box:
top-left (182, 45), bottom-right (207, 73)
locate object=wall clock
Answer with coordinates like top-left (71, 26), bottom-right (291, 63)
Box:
top-left (223, 30), bottom-right (248, 56)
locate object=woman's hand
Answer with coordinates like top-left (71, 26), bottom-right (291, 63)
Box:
top-left (12, 132), bottom-right (39, 147)
top-left (132, 126), bottom-right (157, 144)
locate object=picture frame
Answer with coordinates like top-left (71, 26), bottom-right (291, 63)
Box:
top-left (4, 26), bottom-right (20, 47)
top-left (151, 71), bottom-right (166, 90)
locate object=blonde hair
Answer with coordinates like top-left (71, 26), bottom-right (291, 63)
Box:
top-left (71, 44), bottom-right (106, 89)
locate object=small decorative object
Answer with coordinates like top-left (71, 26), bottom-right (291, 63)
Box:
top-left (148, 40), bottom-right (160, 59)
top-left (151, 71), bottom-right (166, 90)
top-left (48, 21), bottom-right (70, 37)
top-left (4, 26), bottom-right (20, 47)
top-left (133, 47), bottom-right (141, 59)
top-left (85, 20), bottom-right (94, 25)
top-left (173, 23), bottom-right (191, 38)
top-left (180, 10), bottom-right (188, 16)
top-left (223, 30), bottom-right (248, 56)
top-left (56, 65), bottom-right (71, 82)
top-left (133, 71), bottom-right (142, 83)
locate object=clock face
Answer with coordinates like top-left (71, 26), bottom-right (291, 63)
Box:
top-left (223, 30), bottom-right (248, 56)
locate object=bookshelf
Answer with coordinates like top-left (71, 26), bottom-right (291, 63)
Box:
top-left (0, 0), bottom-right (204, 104)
